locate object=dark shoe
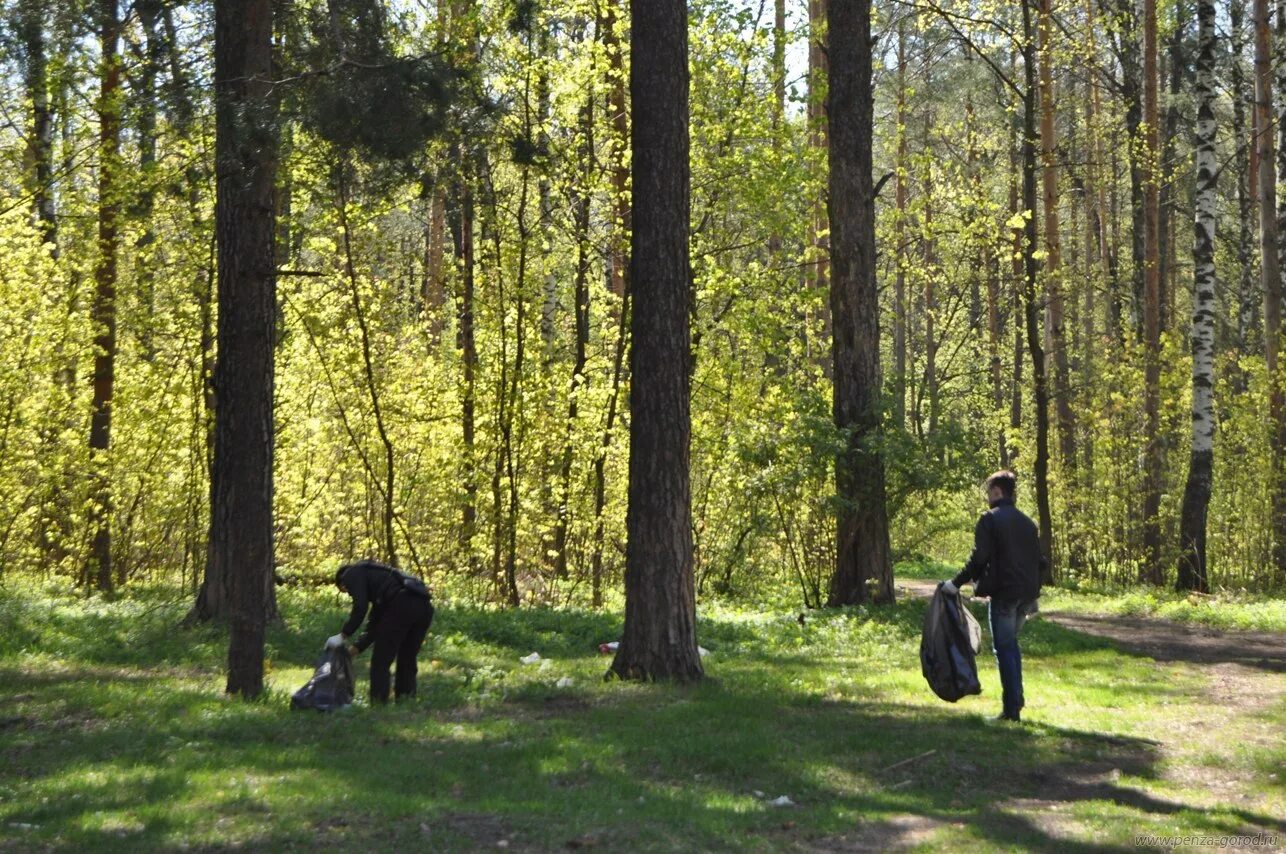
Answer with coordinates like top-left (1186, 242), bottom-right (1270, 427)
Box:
top-left (996, 711), bottom-right (1021, 723)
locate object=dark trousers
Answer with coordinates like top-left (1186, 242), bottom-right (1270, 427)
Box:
top-left (368, 593), bottom-right (433, 703)
top-left (989, 597), bottom-right (1035, 717)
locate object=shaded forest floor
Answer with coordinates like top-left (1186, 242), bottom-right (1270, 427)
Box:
top-left (0, 574), bottom-right (1282, 851)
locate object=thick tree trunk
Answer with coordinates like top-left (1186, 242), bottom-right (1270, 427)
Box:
top-left (1178, 0), bottom-right (1217, 593)
top-left (1140, 0), bottom-right (1165, 585)
top-left (88, 0), bottom-right (121, 593)
top-left (609, 0), bottom-right (702, 682)
top-left (203, 0), bottom-right (278, 697)
top-left (1021, 0), bottom-right (1055, 584)
top-left (825, 0), bottom-right (894, 606)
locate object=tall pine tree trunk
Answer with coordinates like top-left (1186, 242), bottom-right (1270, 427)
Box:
top-left (1232, 0), bottom-right (1257, 360)
top-left (1178, 0), bottom-right (1217, 592)
top-left (88, 0), bottom-right (120, 593)
top-left (826, 0), bottom-right (894, 606)
top-left (1140, 0), bottom-right (1166, 585)
top-left (1270, 0), bottom-right (1286, 581)
top-left (894, 21), bottom-right (908, 429)
top-left (609, 0), bottom-right (702, 682)
top-left (808, 0), bottom-right (831, 368)
top-left (205, 0), bottom-right (278, 696)
top-left (1039, 0), bottom-right (1076, 473)
top-left (1022, 0), bottom-right (1055, 582)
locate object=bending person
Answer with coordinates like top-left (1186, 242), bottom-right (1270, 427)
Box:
top-left (328, 560), bottom-right (434, 703)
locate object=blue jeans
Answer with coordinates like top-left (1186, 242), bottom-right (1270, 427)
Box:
top-left (989, 598), bottom-right (1036, 717)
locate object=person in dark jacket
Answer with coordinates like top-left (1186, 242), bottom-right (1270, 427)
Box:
top-left (942, 471), bottom-right (1045, 722)
top-left (327, 560), bottom-right (434, 704)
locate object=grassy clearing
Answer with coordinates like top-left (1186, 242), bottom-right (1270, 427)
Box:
top-left (0, 578), bottom-right (1282, 851)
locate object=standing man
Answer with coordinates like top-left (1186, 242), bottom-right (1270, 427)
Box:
top-left (328, 560), bottom-right (434, 703)
top-left (943, 471), bottom-right (1045, 722)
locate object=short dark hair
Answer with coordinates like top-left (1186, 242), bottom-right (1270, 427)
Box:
top-left (985, 470), bottom-right (1017, 498)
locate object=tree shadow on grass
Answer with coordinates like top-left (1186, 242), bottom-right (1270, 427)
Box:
top-left (2, 657), bottom-right (1281, 853)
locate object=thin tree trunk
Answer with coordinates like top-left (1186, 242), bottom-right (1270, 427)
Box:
top-left (808, 0), bottom-right (831, 369)
top-left (553, 96), bottom-right (593, 580)
top-left (609, 0), bottom-right (702, 682)
top-left (1232, 0), bottom-right (1257, 358)
top-left (922, 106), bottom-right (939, 437)
top-left (336, 162), bottom-right (397, 568)
top-left (1022, 0), bottom-right (1055, 583)
top-left (601, 0), bottom-right (629, 302)
top-left (1178, 0), bottom-right (1217, 592)
top-left (88, 0), bottom-right (121, 593)
top-left (825, 0), bottom-right (894, 606)
top-left (894, 21), bottom-right (908, 428)
top-left (1270, 0), bottom-right (1286, 581)
top-left (208, 0), bottom-right (278, 697)
top-left (1039, 0), bottom-right (1076, 472)
top-left (19, 0), bottom-right (56, 248)
top-left (1140, 0), bottom-right (1165, 585)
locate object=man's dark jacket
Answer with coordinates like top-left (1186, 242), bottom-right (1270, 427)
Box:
top-left (951, 497), bottom-right (1045, 601)
top-left (339, 561), bottom-right (431, 652)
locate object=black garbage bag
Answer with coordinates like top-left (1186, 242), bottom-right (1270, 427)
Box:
top-left (920, 582), bottom-right (983, 702)
top-left (291, 645), bottom-right (355, 711)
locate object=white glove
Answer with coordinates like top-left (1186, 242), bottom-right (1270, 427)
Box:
top-left (941, 580), bottom-right (958, 595)
top-left (325, 633), bottom-right (345, 650)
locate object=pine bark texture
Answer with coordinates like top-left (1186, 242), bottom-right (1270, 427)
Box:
top-left (825, 0), bottom-right (894, 606)
top-left (207, 0), bottom-right (278, 696)
top-left (1140, 0), bottom-right (1165, 584)
top-left (609, 0), bottom-right (702, 682)
top-left (1178, 0), bottom-right (1217, 592)
top-left (89, 0), bottom-right (120, 592)
top-left (1038, 0), bottom-right (1076, 472)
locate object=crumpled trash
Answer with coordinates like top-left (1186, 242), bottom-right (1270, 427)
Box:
top-left (556, 676), bottom-right (574, 688)
top-left (769, 795), bottom-right (795, 807)
top-left (520, 652), bottom-right (541, 664)
top-left (698, 646), bottom-right (710, 657)
top-left (597, 641), bottom-right (620, 655)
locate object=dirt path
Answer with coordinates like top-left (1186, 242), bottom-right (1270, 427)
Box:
top-left (897, 578), bottom-right (1285, 672)
top-left (855, 578), bottom-right (1286, 851)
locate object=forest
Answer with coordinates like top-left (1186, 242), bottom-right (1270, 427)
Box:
top-left (2, 0), bottom-right (1282, 657)
top-left (0, 0), bottom-right (1284, 847)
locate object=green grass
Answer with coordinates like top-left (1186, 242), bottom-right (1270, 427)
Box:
top-left (0, 579), bottom-right (1282, 851)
